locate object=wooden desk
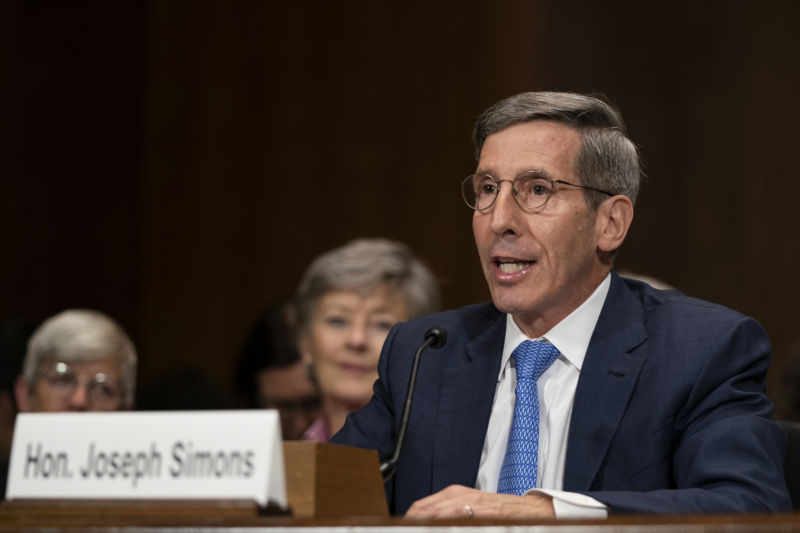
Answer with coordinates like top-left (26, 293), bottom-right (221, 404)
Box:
top-left (3, 442), bottom-right (795, 531)
top-left (1, 502), bottom-right (800, 532)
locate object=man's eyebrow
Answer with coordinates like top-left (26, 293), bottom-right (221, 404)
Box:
top-left (473, 167), bottom-right (495, 176)
top-left (518, 168), bottom-right (553, 179)
top-left (474, 167), bottom-right (554, 179)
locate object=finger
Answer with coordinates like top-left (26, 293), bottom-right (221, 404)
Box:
top-left (405, 485), bottom-right (475, 519)
top-left (407, 501), bottom-right (473, 520)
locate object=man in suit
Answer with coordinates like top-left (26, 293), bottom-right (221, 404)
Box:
top-left (331, 92), bottom-right (791, 518)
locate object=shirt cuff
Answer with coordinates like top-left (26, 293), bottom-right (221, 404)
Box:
top-left (525, 488), bottom-right (608, 519)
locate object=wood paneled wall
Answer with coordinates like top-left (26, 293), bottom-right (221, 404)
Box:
top-left (3, 1), bottom-right (799, 415)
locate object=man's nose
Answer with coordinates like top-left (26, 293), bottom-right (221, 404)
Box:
top-left (489, 185), bottom-right (521, 235)
top-left (68, 383), bottom-right (90, 411)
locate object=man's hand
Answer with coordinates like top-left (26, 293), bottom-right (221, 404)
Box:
top-left (404, 484), bottom-right (555, 520)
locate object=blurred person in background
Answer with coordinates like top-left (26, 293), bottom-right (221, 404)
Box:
top-left (295, 238), bottom-right (440, 441)
top-left (0, 319), bottom-right (37, 496)
top-left (235, 301), bottom-right (320, 439)
top-left (14, 309), bottom-right (136, 413)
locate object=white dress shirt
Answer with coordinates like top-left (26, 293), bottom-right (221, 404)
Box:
top-left (474, 274), bottom-right (611, 518)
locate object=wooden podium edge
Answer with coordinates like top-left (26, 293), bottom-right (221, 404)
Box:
top-left (283, 441), bottom-right (388, 518)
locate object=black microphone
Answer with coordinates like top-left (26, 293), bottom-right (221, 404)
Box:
top-left (380, 327), bottom-right (448, 481)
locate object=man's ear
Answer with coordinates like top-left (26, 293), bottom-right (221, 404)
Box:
top-left (13, 375), bottom-right (32, 413)
top-left (597, 195), bottom-right (634, 253)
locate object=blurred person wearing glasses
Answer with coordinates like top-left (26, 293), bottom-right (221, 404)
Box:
top-left (14, 309), bottom-right (136, 412)
top-left (294, 238), bottom-right (440, 442)
top-left (332, 92), bottom-right (790, 518)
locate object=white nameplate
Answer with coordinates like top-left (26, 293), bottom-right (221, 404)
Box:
top-left (5, 410), bottom-right (286, 508)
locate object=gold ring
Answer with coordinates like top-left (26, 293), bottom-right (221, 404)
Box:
top-left (464, 504), bottom-right (474, 518)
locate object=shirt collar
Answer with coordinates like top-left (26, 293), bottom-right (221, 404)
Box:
top-left (500, 273), bottom-right (611, 378)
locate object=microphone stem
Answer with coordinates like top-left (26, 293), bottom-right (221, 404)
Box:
top-left (380, 335), bottom-right (435, 481)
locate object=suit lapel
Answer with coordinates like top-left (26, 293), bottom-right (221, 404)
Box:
top-left (432, 310), bottom-right (505, 492)
top-left (564, 272), bottom-right (648, 491)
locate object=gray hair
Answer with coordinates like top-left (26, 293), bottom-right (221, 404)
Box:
top-left (473, 91), bottom-right (641, 207)
top-left (22, 309), bottom-right (137, 408)
top-left (294, 238), bottom-right (441, 331)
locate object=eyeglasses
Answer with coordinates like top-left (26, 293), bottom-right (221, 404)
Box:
top-left (37, 361), bottom-right (122, 409)
top-left (461, 171), bottom-right (615, 213)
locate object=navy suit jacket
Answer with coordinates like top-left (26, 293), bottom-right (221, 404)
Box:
top-left (331, 271), bottom-right (791, 514)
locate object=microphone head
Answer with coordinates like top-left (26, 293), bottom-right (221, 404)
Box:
top-left (424, 327), bottom-right (448, 349)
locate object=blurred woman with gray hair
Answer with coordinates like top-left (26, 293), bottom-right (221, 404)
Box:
top-left (295, 238), bottom-right (440, 441)
top-left (14, 309), bottom-right (137, 412)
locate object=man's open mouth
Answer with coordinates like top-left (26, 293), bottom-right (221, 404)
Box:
top-left (496, 260), bottom-right (535, 273)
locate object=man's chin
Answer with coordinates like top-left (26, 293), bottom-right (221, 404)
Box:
top-left (489, 285), bottom-right (532, 312)
top-left (490, 296), bottom-right (532, 317)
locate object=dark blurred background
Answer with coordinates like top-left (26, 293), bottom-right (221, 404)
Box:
top-left (2, 1), bottom-right (799, 416)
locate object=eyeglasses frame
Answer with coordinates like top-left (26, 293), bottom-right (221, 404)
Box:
top-left (35, 361), bottom-right (122, 408)
top-left (461, 171), bottom-right (615, 213)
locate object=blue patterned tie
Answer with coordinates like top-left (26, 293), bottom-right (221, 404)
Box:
top-left (497, 339), bottom-right (560, 495)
